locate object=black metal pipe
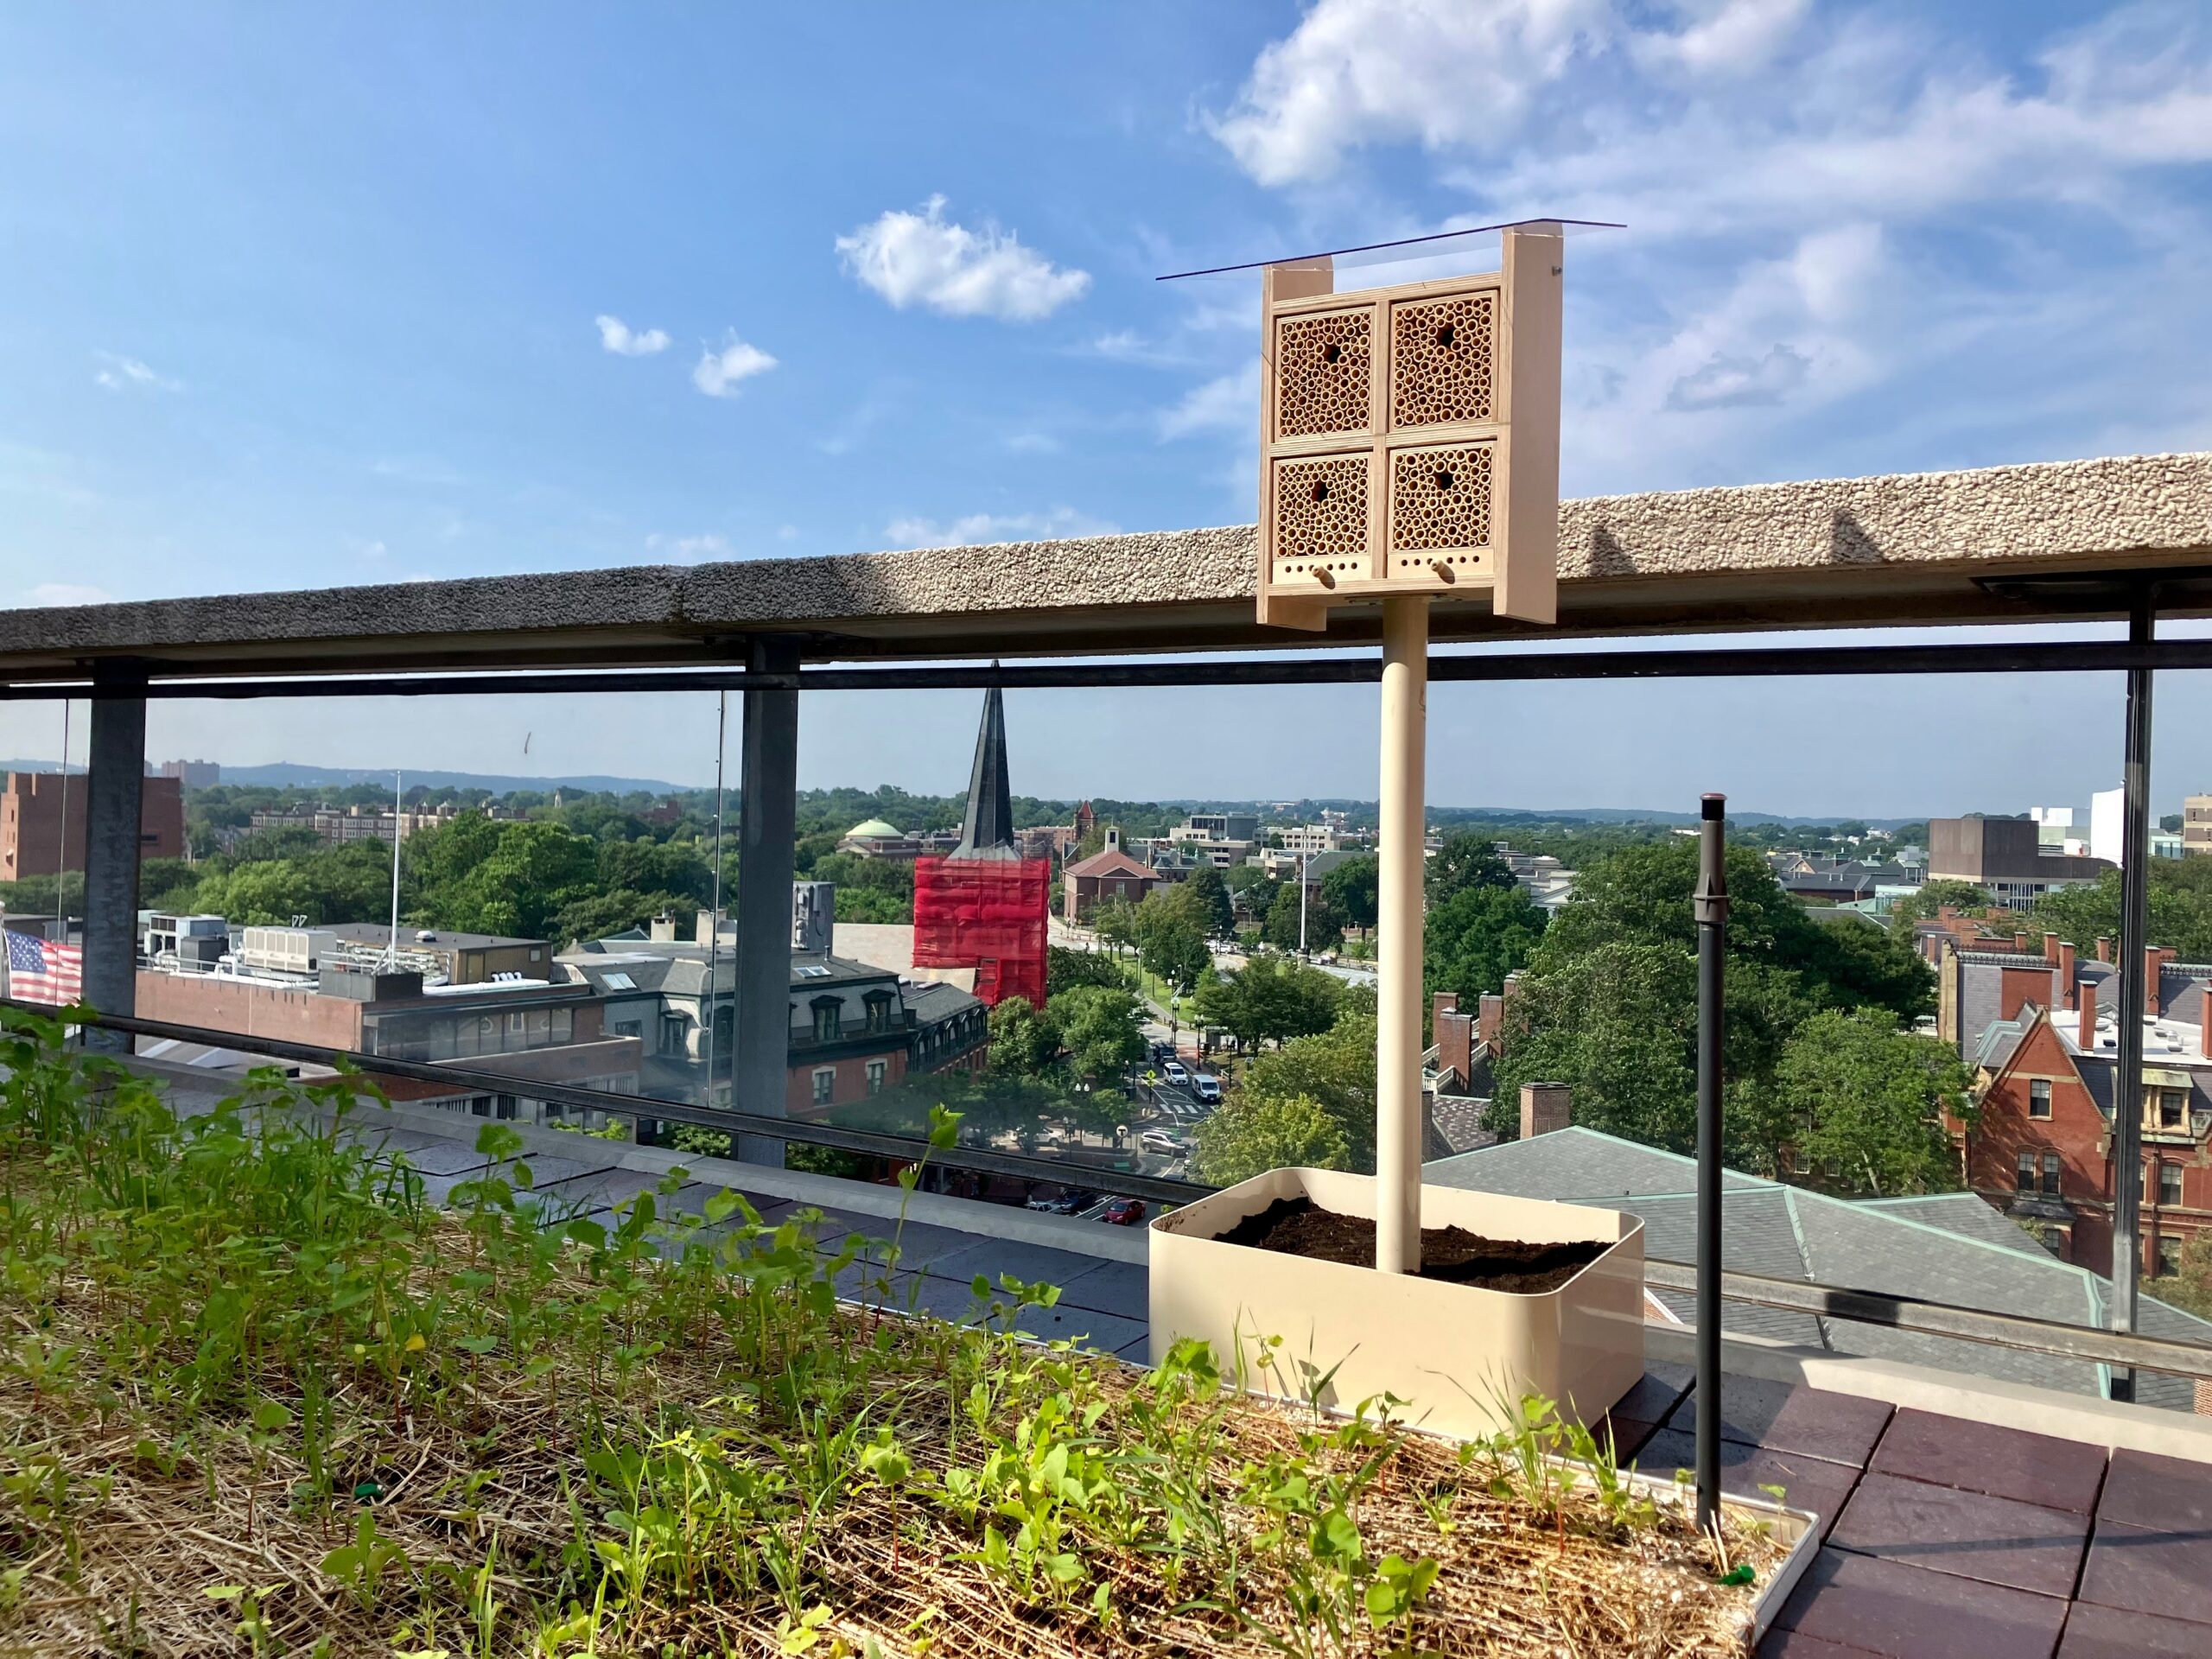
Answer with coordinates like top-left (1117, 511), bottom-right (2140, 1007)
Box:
top-left (2110, 589), bottom-right (2157, 1401)
top-left (16, 637), bottom-right (2212, 702)
top-left (1693, 792), bottom-right (1729, 1531)
top-left (6, 1001), bottom-right (1213, 1206)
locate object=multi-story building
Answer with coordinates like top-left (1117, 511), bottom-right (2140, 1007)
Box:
top-left (135, 954), bottom-right (642, 1126)
top-left (1927, 816), bottom-right (2111, 910)
top-left (1, 771), bottom-right (184, 878)
top-left (558, 893), bottom-right (986, 1117)
top-left (2184, 793), bottom-right (2212, 857)
top-left (246, 801), bottom-right (513, 846)
top-left (1966, 958), bottom-right (2212, 1282)
top-left (1166, 812), bottom-right (1259, 868)
top-left (157, 759), bottom-right (220, 789)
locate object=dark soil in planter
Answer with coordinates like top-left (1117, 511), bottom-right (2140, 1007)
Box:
top-left (1214, 1197), bottom-right (1608, 1294)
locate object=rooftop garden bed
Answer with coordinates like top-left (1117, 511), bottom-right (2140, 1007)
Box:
top-left (0, 1009), bottom-right (1784, 1656)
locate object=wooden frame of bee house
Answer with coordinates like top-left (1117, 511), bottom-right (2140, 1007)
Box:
top-left (1256, 226), bottom-right (1561, 631)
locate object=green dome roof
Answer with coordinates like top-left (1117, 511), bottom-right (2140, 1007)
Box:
top-left (847, 818), bottom-right (904, 839)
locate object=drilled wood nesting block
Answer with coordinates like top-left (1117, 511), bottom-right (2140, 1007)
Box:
top-left (1271, 454), bottom-right (1370, 582)
top-left (1273, 308), bottom-right (1372, 438)
top-left (1390, 292), bottom-right (1495, 429)
top-left (1388, 442), bottom-right (1493, 559)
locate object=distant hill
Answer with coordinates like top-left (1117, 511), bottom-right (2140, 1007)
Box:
top-left (0, 762), bottom-right (1923, 828)
top-left (0, 760), bottom-right (701, 796)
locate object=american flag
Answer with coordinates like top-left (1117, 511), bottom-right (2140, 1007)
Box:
top-left (4, 931), bottom-right (82, 1006)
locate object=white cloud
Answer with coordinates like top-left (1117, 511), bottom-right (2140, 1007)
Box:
top-left (691, 334), bottom-right (778, 398)
top-left (595, 315), bottom-right (671, 356)
top-left (880, 507), bottom-right (1119, 550)
top-left (92, 353), bottom-right (181, 393)
top-left (645, 532), bottom-right (737, 563)
top-left (23, 582), bottom-right (113, 607)
top-left (1665, 344), bottom-right (1810, 410)
top-left (1157, 362), bottom-right (1260, 442)
top-left (1633, 0), bottom-right (1809, 78)
top-left (1002, 429), bottom-right (1063, 455)
top-left (1207, 0), bottom-right (1608, 186)
top-left (836, 195), bottom-right (1090, 321)
top-left (1204, 3), bottom-right (2212, 492)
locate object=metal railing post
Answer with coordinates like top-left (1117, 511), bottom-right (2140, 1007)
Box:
top-left (1693, 792), bottom-right (1729, 1530)
top-left (734, 635), bottom-right (801, 1166)
top-left (2111, 588), bottom-right (2156, 1401)
top-left (80, 670), bottom-right (148, 1053)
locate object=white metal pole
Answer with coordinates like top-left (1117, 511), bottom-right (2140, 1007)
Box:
top-left (1300, 848), bottom-right (1309, 954)
top-left (1376, 595), bottom-right (1427, 1274)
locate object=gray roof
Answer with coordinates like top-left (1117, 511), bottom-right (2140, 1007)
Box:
top-left (904, 979), bottom-right (987, 1029)
top-left (1425, 1126), bottom-right (2212, 1411)
top-left (327, 921), bottom-right (548, 951)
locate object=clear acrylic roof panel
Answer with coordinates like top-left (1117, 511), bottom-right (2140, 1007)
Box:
top-left (1158, 218), bottom-right (1623, 290)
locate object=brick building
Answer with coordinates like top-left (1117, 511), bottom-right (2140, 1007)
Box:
top-left (1060, 827), bottom-right (1159, 922)
top-left (1964, 945), bottom-right (2212, 1281)
top-left (1, 771), bottom-right (185, 878)
top-left (136, 959), bottom-right (642, 1124)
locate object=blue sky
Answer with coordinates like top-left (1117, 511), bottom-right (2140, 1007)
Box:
top-left (3, 2), bottom-right (2210, 817)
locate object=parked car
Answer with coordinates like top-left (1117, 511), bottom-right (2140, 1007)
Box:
top-left (1026, 1189), bottom-right (1093, 1215)
top-left (1163, 1060), bottom-right (1190, 1085)
top-left (1191, 1073), bottom-right (1222, 1104)
top-left (1139, 1128), bottom-right (1184, 1153)
top-left (1100, 1198), bottom-right (1147, 1226)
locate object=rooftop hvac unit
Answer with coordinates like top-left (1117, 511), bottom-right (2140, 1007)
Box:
top-left (238, 925), bottom-right (340, 976)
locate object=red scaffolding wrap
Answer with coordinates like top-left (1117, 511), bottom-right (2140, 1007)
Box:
top-left (911, 855), bottom-right (1050, 1010)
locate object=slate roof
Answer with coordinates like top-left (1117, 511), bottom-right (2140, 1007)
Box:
top-left (1424, 1126), bottom-right (2212, 1411)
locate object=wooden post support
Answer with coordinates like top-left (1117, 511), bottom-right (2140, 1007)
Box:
top-left (1376, 594), bottom-right (1428, 1274)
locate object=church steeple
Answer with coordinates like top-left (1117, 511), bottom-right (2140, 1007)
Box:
top-left (952, 681), bottom-right (1019, 860)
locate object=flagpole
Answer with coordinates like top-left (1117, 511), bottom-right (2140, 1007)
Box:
top-left (55, 698), bottom-right (72, 934)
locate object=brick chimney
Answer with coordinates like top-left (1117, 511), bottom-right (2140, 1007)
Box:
top-left (2201, 987), bottom-right (2212, 1059)
top-left (1477, 992), bottom-right (1504, 1050)
top-left (2015, 931), bottom-right (2031, 954)
top-left (1520, 1082), bottom-right (1572, 1140)
top-left (2056, 940), bottom-right (2076, 1010)
top-left (1431, 993), bottom-right (1474, 1088)
top-left (2043, 931), bottom-right (2061, 963)
top-left (2146, 947), bottom-right (2178, 1016)
top-left (2079, 981), bottom-right (2097, 1050)
top-left (2096, 936), bottom-right (2113, 964)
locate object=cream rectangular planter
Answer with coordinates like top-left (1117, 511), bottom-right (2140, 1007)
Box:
top-left (1150, 1166), bottom-right (1644, 1440)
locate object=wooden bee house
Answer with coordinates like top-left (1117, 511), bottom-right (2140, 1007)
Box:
top-left (1257, 226), bottom-right (1562, 630)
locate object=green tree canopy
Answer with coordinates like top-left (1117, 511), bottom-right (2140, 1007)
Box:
top-left (1238, 1011), bottom-right (1379, 1168)
top-left (1426, 834), bottom-right (1516, 903)
top-left (1487, 838), bottom-right (1939, 1177)
top-left (1183, 864), bottom-right (1236, 938)
top-left (1424, 881), bottom-right (1548, 1004)
top-left (1191, 1091), bottom-right (1351, 1186)
top-left (1319, 854), bottom-right (1380, 933)
top-left (1262, 882), bottom-right (1344, 952)
top-left (1190, 955), bottom-right (1344, 1053)
top-left (1046, 944), bottom-right (1128, 996)
top-left (987, 995), bottom-right (1062, 1077)
top-left (1773, 1008), bottom-right (1973, 1197)
top-left (1045, 985), bottom-right (1147, 1086)
top-left (2032, 861), bottom-right (2212, 961)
